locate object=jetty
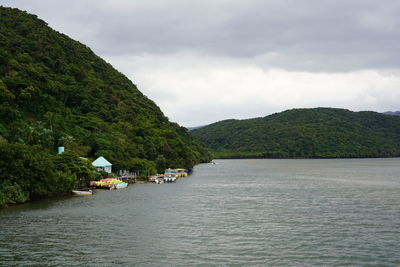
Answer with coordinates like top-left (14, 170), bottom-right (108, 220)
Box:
top-left (118, 170), bottom-right (137, 184)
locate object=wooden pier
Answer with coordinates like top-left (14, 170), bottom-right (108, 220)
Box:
top-left (118, 170), bottom-right (137, 184)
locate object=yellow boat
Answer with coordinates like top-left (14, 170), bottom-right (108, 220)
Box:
top-left (175, 168), bottom-right (188, 177)
top-left (165, 168), bottom-right (188, 178)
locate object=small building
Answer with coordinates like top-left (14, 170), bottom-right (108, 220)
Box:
top-left (57, 146), bottom-right (65, 155)
top-left (92, 156), bottom-right (112, 173)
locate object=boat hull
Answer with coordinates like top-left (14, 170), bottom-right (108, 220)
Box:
top-left (72, 190), bottom-right (93, 196)
top-left (114, 182), bottom-right (128, 189)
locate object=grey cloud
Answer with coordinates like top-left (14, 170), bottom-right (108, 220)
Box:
top-left (3, 0), bottom-right (400, 71)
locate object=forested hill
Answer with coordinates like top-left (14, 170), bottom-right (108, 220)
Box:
top-left (384, 111), bottom-right (400, 116)
top-left (190, 108), bottom-right (400, 158)
top-left (0, 6), bottom-right (212, 171)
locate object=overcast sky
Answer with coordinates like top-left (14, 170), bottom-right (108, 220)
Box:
top-left (3, 0), bottom-right (400, 126)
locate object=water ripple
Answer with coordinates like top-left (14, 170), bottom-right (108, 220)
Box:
top-left (1, 158), bottom-right (400, 266)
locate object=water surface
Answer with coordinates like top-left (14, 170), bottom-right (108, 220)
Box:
top-left (1, 158), bottom-right (400, 266)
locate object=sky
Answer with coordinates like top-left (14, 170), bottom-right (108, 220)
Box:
top-left (3, 0), bottom-right (400, 126)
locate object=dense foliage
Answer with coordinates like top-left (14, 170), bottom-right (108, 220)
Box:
top-left (191, 108), bottom-right (400, 158)
top-left (0, 7), bottom-right (211, 166)
top-left (0, 7), bottom-right (211, 205)
top-left (0, 143), bottom-right (98, 206)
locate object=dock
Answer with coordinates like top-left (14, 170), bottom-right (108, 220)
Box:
top-left (118, 170), bottom-right (137, 184)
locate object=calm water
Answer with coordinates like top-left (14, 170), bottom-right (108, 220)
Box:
top-left (1, 158), bottom-right (400, 266)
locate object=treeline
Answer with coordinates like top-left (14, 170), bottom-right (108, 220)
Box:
top-left (0, 7), bottom-right (211, 205)
top-left (191, 108), bottom-right (400, 159)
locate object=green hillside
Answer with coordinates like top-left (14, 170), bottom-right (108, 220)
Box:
top-left (0, 7), bottom-right (211, 205)
top-left (191, 108), bottom-right (400, 158)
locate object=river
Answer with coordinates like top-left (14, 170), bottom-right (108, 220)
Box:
top-left (1, 158), bottom-right (400, 266)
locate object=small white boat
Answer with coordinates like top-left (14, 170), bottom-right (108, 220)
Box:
top-left (112, 182), bottom-right (128, 189)
top-left (163, 176), bottom-right (177, 183)
top-left (155, 178), bottom-right (164, 184)
top-left (72, 190), bottom-right (93, 196)
top-left (163, 170), bottom-right (177, 183)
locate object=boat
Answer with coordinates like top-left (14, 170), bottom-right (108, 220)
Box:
top-left (164, 168), bottom-right (188, 179)
top-left (90, 178), bottom-right (126, 189)
top-left (113, 182), bottom-right (128, 189)
top-left (155, 178), bottom-right (164, 184)
top-left (163, 170), bottom-right (177, 183)
top-left (72, 190), bottom-right (93, 196)
top-left (175, 168), bottom-right (188, 177)
top-left (149, 175), bottom-right (164, 184)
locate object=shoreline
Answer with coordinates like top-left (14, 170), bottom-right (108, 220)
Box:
top-left (213, 154), bottom-right (400, 160)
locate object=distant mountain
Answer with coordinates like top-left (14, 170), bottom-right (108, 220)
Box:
top-left (187, 125), bottom-right (207, 131)
top-left (384, 111), bottom-right (400, 116)
top-left (190, 108), bottom-right (400, 158)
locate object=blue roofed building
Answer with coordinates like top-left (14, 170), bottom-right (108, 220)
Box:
top-left (92, 156), bottom-right (112, 173)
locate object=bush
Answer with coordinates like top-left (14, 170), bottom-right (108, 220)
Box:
top-left (54, 151), bottom-right (100, 187)
top-left (0, 142), bottom-right (56, 198)
top-left (0, 181), bottom-right (29, 206)
top-left (128, 158), bottom-right (157, 176)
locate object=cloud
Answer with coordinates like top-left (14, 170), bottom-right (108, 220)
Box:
top-left (3, 0), bottom-right (400, 126)
top-left (107, 52), bottom-right (400, 126)
top-left (4, 0), bottom-right (400, 71)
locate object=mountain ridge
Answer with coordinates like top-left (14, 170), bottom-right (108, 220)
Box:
top-left (384, 111), bottom-right (400, 116)
top-left (190, 107), bottom-right (400, 159)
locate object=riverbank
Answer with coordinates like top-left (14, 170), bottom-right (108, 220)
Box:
top-left (1, 170), bottom-right (189, 208)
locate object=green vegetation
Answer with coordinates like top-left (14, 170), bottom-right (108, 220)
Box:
top-left (0, 7), bottom-right (211, 206)
top-left (191, 108), bottom-right (400, 159)
top-left (0, 143), bottom-right (99, 206)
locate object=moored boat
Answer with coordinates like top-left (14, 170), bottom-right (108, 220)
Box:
top-left (155, 178), bottom-right (164, 184)
top-left (163, 170), bottom-right (177, 183)
top-left (175, 168), bottom-right (188, 177)
top-left (164, 168), bottom-right (188, 179)
top-left (90, 178), bottom-right (126, 189)
top-left (113, 182), bottom-right (128, 189)
top-left (72, 190), bottom-right (93, 196)
top-left (149, 175), bottom-right (164, 184)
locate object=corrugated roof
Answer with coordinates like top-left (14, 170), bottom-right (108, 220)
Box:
top-left (92, 156), bottom-right (112, 167)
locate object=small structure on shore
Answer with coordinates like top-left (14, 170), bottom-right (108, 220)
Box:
top-left (92, 156), bottom-right (112, 173)
top-left (57, 146), bottom-right (65, 155)
top-left (118, 170), bottom-right (137, 184)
